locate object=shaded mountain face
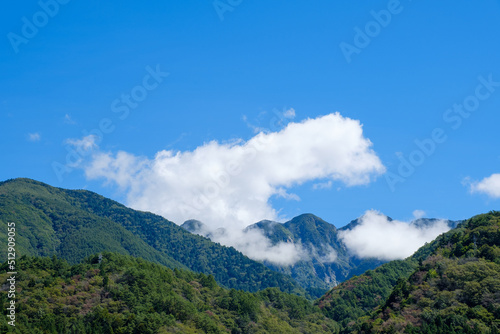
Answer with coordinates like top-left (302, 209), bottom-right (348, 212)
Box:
top-left (0, 178), bottom-right (304, 295)
top-left (246, 214), bottom-right (384, 297)
top-left (410, 217), bottom-right (462, 229)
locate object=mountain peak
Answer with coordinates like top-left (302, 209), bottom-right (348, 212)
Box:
top-left (285, 213), bottom-right (336, 231)
top-left (181, 219), bottom-right (206, 234)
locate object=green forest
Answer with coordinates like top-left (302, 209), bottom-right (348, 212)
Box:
top-left (0, 178), bottom-right (304, 295)
top-left (319, 211), bottom-right (500, 333)
top-left (0, 253), bottom-right (338, 333)
top-left (0, 179), bottom-right (499, 333)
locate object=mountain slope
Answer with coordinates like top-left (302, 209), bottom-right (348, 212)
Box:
top-left (354, 211), bottom-right (500, 333)
top-left (318, 211), bottom-right (500, 333)
top-left (0, 252), bottom-right (339, 333)
top-left (0, 178), bottom-right (304, 295)
top-left (0, 178), bottom-right (186, 270)
top-left (184, 214), bottom-right (456, 298)
top-left (245, 214), bottom-right (385, 297)
top-left (316, 259), bottom-right (419, 330)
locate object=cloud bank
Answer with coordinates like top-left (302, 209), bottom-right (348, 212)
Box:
top-left (339, 210), bottom-right (451, 261)
top-left (469, 173), bottom-right (500, 199)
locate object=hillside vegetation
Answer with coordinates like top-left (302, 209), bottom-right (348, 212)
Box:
top-left (319, 211), bottom-right (500, 333)
top-left (0, 178), bottom-right (303, 295)
top-left (0, 253), bottom-right (339, 333)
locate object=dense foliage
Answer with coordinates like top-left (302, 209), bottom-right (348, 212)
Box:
top-left (0, 253), bottom-right (339, 333)
top-left (2, 178), bottom-right (498, 333)
top-left (348, 211), bottom-right (500, 333)
top-left (0, 178), bottom-right (304, 295)
top-left (316, 259), bottom-right (418, 330)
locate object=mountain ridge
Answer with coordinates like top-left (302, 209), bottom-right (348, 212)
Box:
top-left (182, 212), bottom-right (462, 297)
top-left (0, 178), bottom-right (304, 295)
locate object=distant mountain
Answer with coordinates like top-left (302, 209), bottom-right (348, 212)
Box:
top-left (183, 213), bottom-right (384, 297)
top-left (183, 213), bottom-right (463, 298)
top-left (0, 178), bottom-right (304, 295)
top-left (410, 217), bottom-right (462, 229)
top-left (248, 214), bottom-right (385, 297)
top-left (0, 252), bottom-right (339, 333)
top-left (318, 211), bottom-right (500, 333)
top-left (339, 217), bottom-right (461, 231)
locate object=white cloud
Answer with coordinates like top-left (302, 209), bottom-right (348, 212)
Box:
top-left (64, 114), bottom-right (76, 124)
top-left (66, 135), bottom-right (98, 152)
top-left (313, 180), bottom-right (333, 190)
top-left (64, 135), bottom-right (99, 167)
top-left (85, 113), bottom-right (384, 226)
top-left (210, 227), bottom-right (307, 266)
top-left (244, 107), bottom-right (296, 134)
top-left (283, 108), bottom-right (296, 119)
top-left (339, 210), bottom-right (451, 261)
top-left (190, 225), bottom-right (338, 266)
top-left (412, 209), bottom-right (426, 219)
top-left (83, 113), bottom-right (385, 264)
top-left (469, 173), bottom-right (500, 199)
top-left (28, 132), bottom-right (41, 142)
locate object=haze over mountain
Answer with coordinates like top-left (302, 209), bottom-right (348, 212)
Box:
top-left (182, 211), bottom-right (462, 296)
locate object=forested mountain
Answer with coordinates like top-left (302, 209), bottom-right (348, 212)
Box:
top-left (0, 253), bottom-right (339, 333)
top-left (318, 211), bottom-right (500, 333)
top-left (184, 214), bottom-right (458, 298)
top-left (182, 214), bottom-right (385, 296)
top-left (2, 177), bottom-right (498, 333)
top-left (246, 214), bottom-right (385, 297)
top-left (0, 178), bottom-right (304, 295)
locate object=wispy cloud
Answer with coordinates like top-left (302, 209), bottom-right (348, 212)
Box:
top-left (339, 210), bottom-right (451, 261)
top-left (412, 209), bottom-right (426, 219)
top-left (64, 114), bottom-right (76, 124)
top-left (468, 173), bottom-right (500, 199)
top-left (27, 132), bottom-right (41, 142)
top-left (66, 135), bottom-right (98, 151)
top-left (283, 108), bottom-right (296, 119)
top-left (189, 223), bottom-right (338, 266)
top-left (313, 180), bottom-right (333, 190)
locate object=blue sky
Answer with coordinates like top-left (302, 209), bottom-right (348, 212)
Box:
top-left (1, 0), bottom-right (500, 229)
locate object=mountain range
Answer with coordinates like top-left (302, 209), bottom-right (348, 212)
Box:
top-left (182, 212), bottom-right (461, 297)
top-left (0, 178), bottom-right (498, 333)
top-left (0, 178), bottom-right (303, 295)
